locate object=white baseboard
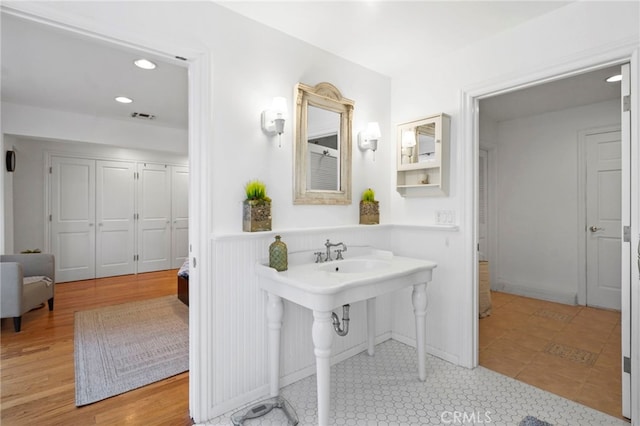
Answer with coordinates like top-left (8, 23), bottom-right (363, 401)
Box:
top-left (206, 384), bottom-right (270, 421)
top-left (390, 332), bottom-right (460, 366)
top-left (494, 280), bottom-right (577, 305)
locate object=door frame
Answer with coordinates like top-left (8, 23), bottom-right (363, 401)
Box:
top-left (1, 4), bottom-right (213, 422)
top-left (462, 49), bottom-right (640, 423)
top-left (577, 125), bottom-right (622, 306)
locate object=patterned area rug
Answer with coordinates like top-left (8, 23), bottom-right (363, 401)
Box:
top-left (74, 296), bottom-right (189, 406)
top-left (543, 342), bottom-right (598, 366)
top-left (533, 309), bottom-right (573, 323)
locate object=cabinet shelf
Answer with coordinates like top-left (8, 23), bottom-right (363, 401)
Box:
top-left (397, 162), bottom-right (440, 172)
top-left (396, 113), bottom-right (450, 197)
top-left (397, 183), bottom-right (440, 188)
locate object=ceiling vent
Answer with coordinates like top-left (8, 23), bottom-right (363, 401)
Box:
top-left (131, 112), bottom-right (156, 120)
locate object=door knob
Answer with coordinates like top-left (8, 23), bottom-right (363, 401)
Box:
top-left (589, 225), bottom-right (604, 232)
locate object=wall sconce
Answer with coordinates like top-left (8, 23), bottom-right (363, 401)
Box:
top-left (261, 97), bottom-right (288, 147)
top-left (358, 122), bottom-right (381, 160)
top-left (401, 130), bottom-right (416, 164)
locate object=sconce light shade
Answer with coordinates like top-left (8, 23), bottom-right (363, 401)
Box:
top-left (262, 97), bottom-right (287, 136)
top-left (358, 122), bottom-right (381, 152)
top-left (271, 97), bottom-right (288, 117)
top-left (401, 130), bottom-right (417, 148)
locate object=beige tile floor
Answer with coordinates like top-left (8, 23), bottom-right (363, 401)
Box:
top-left (479, 291), bottom-right (626, 420)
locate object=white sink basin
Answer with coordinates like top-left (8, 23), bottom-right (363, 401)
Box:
top-left (256, 249), bottom-right (437, 311)
top-left (317, 258), bottom-right (391, 274)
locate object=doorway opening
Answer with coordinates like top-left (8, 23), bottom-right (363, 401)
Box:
top-left (1, 13), bottom-right (189, 282)
top-left (1, 6), bottom-right (209, 422)
top-left (476, 65), bottom-right (629, 419)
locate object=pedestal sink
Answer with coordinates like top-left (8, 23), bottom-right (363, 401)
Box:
top-left (256, 249), bottom-right (437, 426)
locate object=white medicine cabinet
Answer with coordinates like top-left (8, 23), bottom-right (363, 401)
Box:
top-left (396, 113), bottom-right (450, 197)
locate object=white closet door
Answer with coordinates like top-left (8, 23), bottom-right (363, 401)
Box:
top-left (171, 166), bottom-right (189, 268)
top-left (51, 156), bottom-right (95, 282)
top-left (137, 163), bottom-right (171, 273)
top-left (96, 160), bottom-right (135, 278)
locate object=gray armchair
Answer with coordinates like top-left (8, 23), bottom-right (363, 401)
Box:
top-left (1, 254), bottom-right (55, 332)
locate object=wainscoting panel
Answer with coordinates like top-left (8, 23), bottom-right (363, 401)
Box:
top-left (209, 226), bottom-right (392, 413)
top-left (390, 225), bottom-right (463, 365)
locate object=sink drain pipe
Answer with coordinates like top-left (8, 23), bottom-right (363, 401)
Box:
top-left (332, 304), bottom-right (350, 336)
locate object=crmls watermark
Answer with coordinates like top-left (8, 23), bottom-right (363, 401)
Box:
top-left (440, 410), bottom-right (492, 424)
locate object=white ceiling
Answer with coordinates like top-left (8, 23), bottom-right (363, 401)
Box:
top-left (218, 1), bottom-right (572, 79)
top-left (1, 13), bottom-right (189, 130)
top-left (480, 65), bottom-right (622, 123)
top-left (1, 2), bottom-right (620, 133)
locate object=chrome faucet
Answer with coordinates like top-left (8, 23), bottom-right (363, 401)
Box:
top-left (324, 239), bottom-right (347, 262)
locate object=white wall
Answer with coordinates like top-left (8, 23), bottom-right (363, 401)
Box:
top-left (390, 0), bottom-right (639, 369)
top-left (2, 103), bottom-right (188, 154)
top-left (205, 23), bottom-right (391, 233)
top-left (491, 100), bottom-right (620, 303)
top-left (1, 134), bottom-right (16, 254)
top-left (8, 137), bottom-right (187, 253)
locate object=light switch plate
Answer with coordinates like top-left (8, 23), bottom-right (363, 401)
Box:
top-left (436, 210), bottom-right (455, 225)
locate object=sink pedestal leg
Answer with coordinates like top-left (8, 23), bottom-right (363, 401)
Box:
top-left (267, 293), bottom-right (283, 397)
top-left (412, 283), bottom-right (428, 381)
top-left (312, 310), bottom-right (334, 426)
top-left (367, 298), bottom-right (376, 356)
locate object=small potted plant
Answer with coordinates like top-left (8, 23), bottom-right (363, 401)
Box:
top-left (243, 180), bottom-right (272, 232)
top-left (359, 188), bottom-right (379, 225)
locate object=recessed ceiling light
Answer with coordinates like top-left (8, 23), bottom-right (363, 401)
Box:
top-left (115, 96), bottom-right (133, 104)
top-left (134, 59), bottom-right (157, 70)
top-left (606, 74), bottom-right (622, 83)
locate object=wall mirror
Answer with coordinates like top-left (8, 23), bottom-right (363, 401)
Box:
top-left (294, 82), bottom-right (354, 204)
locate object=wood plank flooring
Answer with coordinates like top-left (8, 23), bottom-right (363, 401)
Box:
top-left (1, 270), bottom-right (192, 426)
top-left (479, 291), bottom-right (626, 420)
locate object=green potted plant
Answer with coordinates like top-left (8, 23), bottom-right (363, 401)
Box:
top-left (359, 188), bottom-right (379, 225)
top-left (243, 180), bottom-right (272, 232)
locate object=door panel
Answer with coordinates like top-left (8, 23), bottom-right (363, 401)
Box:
top-left (51, 156), bottom-right (95, 282)
top-left (137, 163), bottom-right (171, 273)
top-left (586, 131), bottom-right (621, 310)
top-left (171, 166), bottom-right (189, 268)
top-left (96, 161), bottom-right (135, 278)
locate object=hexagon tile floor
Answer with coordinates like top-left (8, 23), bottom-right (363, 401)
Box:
top-left (205, 339), bottom-right (628, 426)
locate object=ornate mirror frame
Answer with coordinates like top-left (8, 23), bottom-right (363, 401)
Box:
top-left (294, 82), bottom-right (354, 205)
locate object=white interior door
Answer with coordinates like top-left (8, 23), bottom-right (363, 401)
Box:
top-left (51, 156), bottom-right (95, 282)
top-left (171, 166), bottom-right (189, 268)
top-left (137, 163), bottom-right (171, 273)
top-left (585, 130), bottom-right (622, 310)
top-left (96, 160), bottom-right (135, 278)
